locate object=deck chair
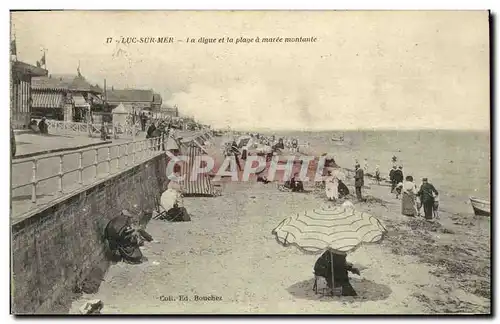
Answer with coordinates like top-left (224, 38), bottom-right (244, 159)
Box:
top-left (153, 194), bottom-right (190, 222)
top-left (313, 274), bottom-right (342, 296)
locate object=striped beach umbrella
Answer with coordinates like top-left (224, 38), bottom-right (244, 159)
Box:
top-left (271, 204), bottom-right (386, 255)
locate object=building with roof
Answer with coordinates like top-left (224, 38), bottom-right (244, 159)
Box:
top-left (106, 88), bottom-right (162, 113)
top-left (31, 74), bottom-right (103, 122)
top-left (10, 61), bottom-right (48, 129)
top-left (160, 105), bottom-right (179, 118)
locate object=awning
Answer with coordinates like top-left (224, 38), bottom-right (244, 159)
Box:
top-left (73, 94), bottom-right (90, 108)
top-left (31, 92), bottom-right (64, 109)
top-left (88, 92), bottom-right (103, 105)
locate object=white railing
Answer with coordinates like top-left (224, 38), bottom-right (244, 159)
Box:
top-left (11, 136), bottom-right (165, 209)
top-left (41, 120), bottom-right (141, 139)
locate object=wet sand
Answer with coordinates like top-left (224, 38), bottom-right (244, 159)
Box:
top-left (69, 136), bottom-right (491, 314)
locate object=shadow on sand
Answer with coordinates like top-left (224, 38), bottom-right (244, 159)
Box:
top-left (287, 277), bottom-right (392, 302)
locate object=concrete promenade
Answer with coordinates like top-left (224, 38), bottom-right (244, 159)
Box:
top-left (10, 130), bottom-right (206, 220)
top-left (11, 132), bottom-right (151, 220)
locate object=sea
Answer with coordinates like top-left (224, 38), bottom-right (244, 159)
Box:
top-left (264, 130), bottom-right (491, 202)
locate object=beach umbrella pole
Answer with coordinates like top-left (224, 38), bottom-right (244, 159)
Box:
top-left (330, 249), bottom-right (335, 296)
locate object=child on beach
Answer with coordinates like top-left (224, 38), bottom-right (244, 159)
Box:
top-left (395, 182), bottom-right (403, 199)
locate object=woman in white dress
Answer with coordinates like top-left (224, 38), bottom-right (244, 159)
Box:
top-left (325, 170), bottom-right (339, 201)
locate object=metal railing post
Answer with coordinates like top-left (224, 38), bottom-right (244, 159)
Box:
top-left (78, 151), bottom-right (83, 185)
top-left (94, 148), bottom-right (99, 180)
top-left (31, 160), bottom-right (37, 204)
top-left (107, 146), bottom-right (111, 175)
top-left (116, 145), bottom-right (121, 171)
top-left (125, 144), bottom-right (129, 167)
top-left (58, 155), bottom-right (64, 194)
top-left (132, 142), bottom-right (136, 164)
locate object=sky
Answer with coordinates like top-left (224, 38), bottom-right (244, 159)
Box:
top-left (11, 11), bottom-right (490, 131)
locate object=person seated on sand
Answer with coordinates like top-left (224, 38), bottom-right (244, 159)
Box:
top-left (257, 175), bottom-right (271, 184)
top-left (283, 173), bottom-right (304, 192)
top-left (338, 179), bottom-right (350, 198)
top-left (313, 250), bottom-right (360, 296)
top-left (290, 173), bottom-right (304, 192)
top-left (104, 210), bottom-right (153, 264)
top-left (160, 183), bottom-right (190, 222)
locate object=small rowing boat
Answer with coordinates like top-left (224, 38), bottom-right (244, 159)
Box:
top-left (470, 197), bottom-right (491, 216)
top-left (331, 133), bottom-right (345, 142)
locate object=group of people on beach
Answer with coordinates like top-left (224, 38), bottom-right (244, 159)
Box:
top-left (382, 159), bottom-right (440, 221)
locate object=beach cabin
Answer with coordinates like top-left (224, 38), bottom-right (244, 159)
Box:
top-left (178, 141), bottom-right (217, 197)
top-left (112, 103), bottom-right (128, 133)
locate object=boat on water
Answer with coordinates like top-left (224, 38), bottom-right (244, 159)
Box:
top-left (470, 197), bottom-right (491, 216)
top-left (331, 133), bottom-right (345, 142)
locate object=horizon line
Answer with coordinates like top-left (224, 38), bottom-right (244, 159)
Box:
top-left (205, 126), bottom-right (490, 132)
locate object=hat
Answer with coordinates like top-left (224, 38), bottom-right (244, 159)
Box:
top-left (422, 178), bottom-right (428, 181)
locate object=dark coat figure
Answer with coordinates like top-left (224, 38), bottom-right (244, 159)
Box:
top-left (104, 214), bottom-right (153, 264)
top-left (241, 147), bottom-right (248, 160)
top-left (274, 139), bottom-right (285, 150)
top-left (230, 140), bottom-right (242, 171)
top-left (338, 180), bottom-right (349, 198)
top-left (389, 167), bottom-right (397, 192)
top-left (286, 174), bottom-right (304, 192)
top-left (354, 165), bottom-right (364, 201)
top-left (38, 118), bottom-right (48, 134)
top-left (140, 113), bottom-right (147, 131)
top-left (100, 124), bottom-right (108, 141)
top-left (393, 168), bottom-right (404, 185)
top-left (313, 251), bottom-right (359, 296)
top-left (417, 178), bottom-right (439, 220)
top-left (146, 123), bottom-right (157, 139)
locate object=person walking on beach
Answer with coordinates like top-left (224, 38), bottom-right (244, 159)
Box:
top-left (417, 178), bottom-right (439, 220)
top-left (392, 166), bottom-right (404, 196)
top-left (354, 164), bottom-right (364, 201)
top-left (401, 176), bottom-right (418, 217)
top-left (389, 165), bottom-right (397, 192)
top-left (231, 139), bottom-right (242, 171)
top-left (375, 165), bottom-right (381, 185)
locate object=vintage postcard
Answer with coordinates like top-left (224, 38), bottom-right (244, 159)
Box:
top-left (10, 10), bottom-right (491, 315)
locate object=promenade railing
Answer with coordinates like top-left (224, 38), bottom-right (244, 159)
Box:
top-left (11, 136), bottom-right (165, 213)
top-left (42, 120), bottom-right (141, 139)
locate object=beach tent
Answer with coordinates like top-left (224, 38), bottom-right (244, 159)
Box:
top-left (236, 135), bottom-right (252, 148)
top-left (166, 136), bottom-right (181, 151)
top-left (180, 142), bottom-right (217, 197)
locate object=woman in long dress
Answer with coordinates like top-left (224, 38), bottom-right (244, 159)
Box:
top-left (402, 175), bottom-right (418, 216)
top-left (325, 171), bottom-right (338, 201)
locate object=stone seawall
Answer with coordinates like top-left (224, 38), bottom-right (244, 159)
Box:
top-left (11, 153), bottom-right (168, 314)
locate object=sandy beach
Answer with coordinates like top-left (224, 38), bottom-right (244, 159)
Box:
top-left (69, 134), bottom-right (491, 314)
